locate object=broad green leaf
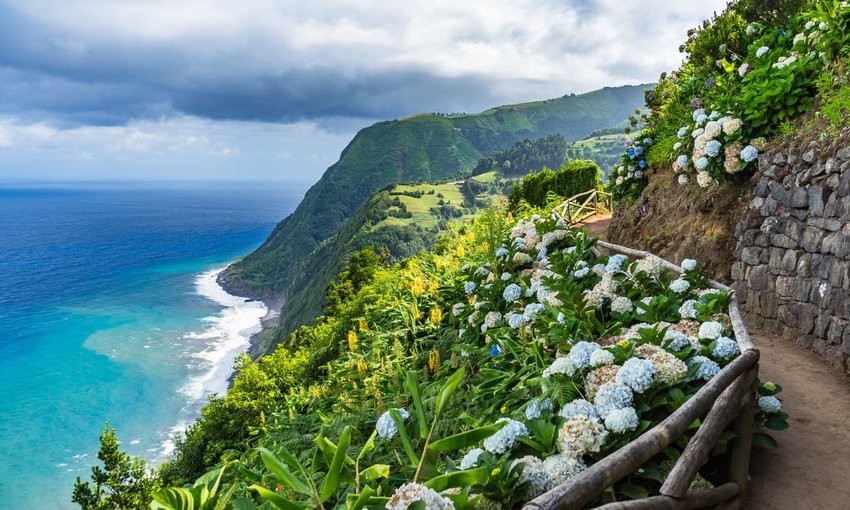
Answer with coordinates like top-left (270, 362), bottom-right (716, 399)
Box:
top-left (319, 426), bottom-right (351, 503)
top-left (390, 408), bottom-right (420, 466)
top-left (152, 487), bottom-right (195, 510)
top-left (211, 483), bottom-right (239, 510)
top-left (754, 432), bottom-right (779, 449)
top-left (256, 447), bottom-right (312, 496)
top-left (249, 485), bottom-right (311, 510)
top-left (765, 414), bottom-right (789, 431)
top-left (435, 367), bottom-right (465, 418)
top-left (406, 371), bottom-right (429, 439)
top-left (230, 498), bottom-right (261, 510)
top-left (423, 467), bottom-right (489, 492)
top-left (357, 430), bottom-right (378, 461)
top-left (429, 422), bottom-right (507, 453)
top-left (348, 486), bottom-right (375, 510)
top-left (360, 463), bottom-right (390, 482)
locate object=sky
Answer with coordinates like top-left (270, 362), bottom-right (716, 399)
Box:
top-left (0, 0), bottom-right (728, 182)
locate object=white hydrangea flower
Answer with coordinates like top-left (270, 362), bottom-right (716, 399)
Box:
top-left (756, 46), bottom-right (770, 57)
top-left (673, 142), bottom-right (682, 151)
top-left (611, 296), bottom-right (634, 314)
top-left (543, 454), bottom-right (587, 485)
top-left (722, 117), bottom-right (743, 135)
top-left (681, 259), bottom-right (698, 272)
top-left (635, 255), bottom-right (664, 277)
top-left (557, 416), bottom-right (608, 456)
top-left (377, 408), bottom-right (410, 439)
top-left (590, 349), bottom-right (615, 367)
top-left (604, 407), bottom-right (640, 433)
top-left (758, 395), bottom-right (782, 413)
top-left (679, 299), bottom-right (699, 319)
top-left (669, 278), bottom-right (691, 294)
top-left (460, 448), bottom-right (485, 470)
top-left (483, 418), bottom-right (528, 454)
top-left (704, 121), bottom-right (722, 139)
top-left (678, 174), bottom-right (689, 185)
top-left (699, 321), bottom-right (724, 339)
top-left (696, 171), bottom-right (713, 188)
top-left (387, 482), bottom-right (455, 510)
top-left (512, 456), bottom-right (553, 498)
top-left (452, 303), bottom-right (466, 317)
top-left (543, 357), bottom-right (578, 378)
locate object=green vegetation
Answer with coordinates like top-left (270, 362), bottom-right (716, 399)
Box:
top-left (471, 134), bottom-right (569, 178)
top-left (507, 160), bottom-right (600, 209)
top-left (222, 85), bottom-right (648, 348)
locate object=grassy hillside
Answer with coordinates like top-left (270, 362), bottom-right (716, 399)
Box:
top-left (222, 84), bottom-right (649, 346)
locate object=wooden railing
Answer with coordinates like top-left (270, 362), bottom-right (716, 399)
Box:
top-left (552, 189), bottom-right (613, 225)
top-left (524, 241), bottom-right (759, 510)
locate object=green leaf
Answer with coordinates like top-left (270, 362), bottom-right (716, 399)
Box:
top-left (765, 414), bottom-right (790, 431)
top-left (348, 486), bottom-right (375, 510)
top-left (249, 485), bottom-right (312, 510)
top-left (754, 432), bottom-right (779, 449)
top-left (406, 371), bottom-right (430, 439)
top-left (230, 498), bottom-right (261, 510)
top-left (152, 488), bottom-right (195, 510)
top-left (360, 463), bottom-right (390, 482)
top-left (429, 421), bottom-right (507, 453)
top-left (320, 426), bottom-right (352, 503)
top-left (423, 467), bottom-right (489, 492)
top-left (390, 408), bottom-right (420, 466)
top-left (357, 430), bottom-right (378, 461)
top-left (434, 367), bottom-right (465, 418)
top-left (256, 447), bottom-right (312, 496)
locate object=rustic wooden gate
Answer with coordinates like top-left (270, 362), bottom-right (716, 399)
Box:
top-left (552, 190), bottom-right (614, 225)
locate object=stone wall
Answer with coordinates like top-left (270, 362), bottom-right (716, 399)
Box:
top-left (732, 143), bottom-right (850, 374)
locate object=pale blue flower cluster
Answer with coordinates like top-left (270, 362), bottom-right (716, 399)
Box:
top-left (523, 303), bottom-right (546, 322)
top-left (594, 382), bottom-right (634, 418)
top-left (756, 45), bottom-right (770, 57)
top-left (616, 358), bottom-right (657, 393)
top-left (758, 395), bottom-right (782, 413)
top-left (604, 407), bottom-right (639, 433)
top-left (483, 418), bottom-right (528, 454)
top-left (690, 356), bottom-right (720, 381)
top-left (740, 145), bottom-right (759, 162)
top-left (460, 448), bottom-right (484, 470)
top-left (501, 272), bottom-right (512, 281)
top-left (569, 341), bottom-right (602, 369)
top-left (503, 283), bottom-right (522, 302)
top-left (712, 336), bottom-right (740, 360)
top-left (605, 254), bottom-right (628, 273)
top-left (663, 330), bottom-right (691, 351)
top-left (699, 321), bottom-right (724, 339)
top-left (705, 140), bottom-right (722, 157)
top-left (677, 154), bottom-right (689, 167)
top-left (464, 281), bottom-right (477, 294)
top-left (681, 259), bottom-right (698, 272)
top-left (496, 247), bottom-right (509, 258)
top-left (559, 399), bottom-right (599, 421)
top-left (475, 266), bottom-right (490, 277)
top-left (508, 312), bottom-right (526, 329)
top-left (590, 349), bottom-right (615, 367)
top-left (573, 267), bottom-right (590, 278)
top-left (377, 408), bottom-right (410, 439)
top-left (677, 126), bottom-right (689, 138)
top-left (695, 157), bottom-right (709, 170)
top-left (669, 278), bottom-right (691, 294)
top-left (525, 398), bottom-right (554, 420)
top-left (679, 299), bottom-right (699, 319)
top-left (692, 108), bottom-right (706, 122)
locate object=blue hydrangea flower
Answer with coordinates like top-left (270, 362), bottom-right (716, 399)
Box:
top-left (677, 155), bottom-right (689, 167)
top-left (638, 159), bottom-right (647, 169)
top-left (559, 399), bottom-right (599, 421)
top-left (758, 395), bottom-right (782, 413)
top-left (712, 336), bottom-right (740, 360)
top-left (705, 77), bottom-right (716, 87)
top-left (705, 140), bottom-right (722, 157)
top-left (628, 148), bottom-right (636, 159)
top-left (695, 157), bottom-right (709, 170)
top-left (523, 303), bottom-right (545, 322)
top-left (644, 138), bottom-right (653, 146)
top-left (573, 267), bottom-right (590, 278)
top-left (677, 127), bottom-right (689, 138)
top-left (740, 145), bottom-right (758, 162)
top-left (557, 312), bottom-right (566, 324)
top-left (376, 408), bottom-right (410, 439)
top-left (663, 330), bottom-right (691, 351)
top-left (605, 254), bottom-right (628, 273)
top-left (634, 147), bottom-right (644, 156)
top-left (483, 418), bottom-right (528, 454)
top-left (692, 108), bottom-right (705, 121)
top-left (508, 312), bottom-right (526, 329)
top-left (513, 237), bottom-right (526, 249)
top-left (491, 344), bottom-right (502, 357)
top-left (679, 299), bottom-right (699, 319)
top-left (594, 382), bottom-right (634, 418)
top-left (496, 247), bottom-right (509, 258)
top-left (525, 398), bottom-right (554, 420)
top-left (501, 272), bottom-right (512, 281)
top-left (690, 356), bottom-right (720, 381)
top-left (568, 341), bottom-right (602, 369)
top-left (464, 281), bottom-right (477, 294)
top-left (503, 283), bottom-right (522, 302)
top-left (616, 358), bottom-right (657, 393)
top-left (604, 407), bottom-right (639, 433)
top-left (460, 448), bottom-right (484, 470)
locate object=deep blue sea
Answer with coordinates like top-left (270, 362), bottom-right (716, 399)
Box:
top-left (0, 182), bottom-right (305, 508)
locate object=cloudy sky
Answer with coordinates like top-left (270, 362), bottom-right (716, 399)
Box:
top-left (0, 0), bottom-right (727, 182)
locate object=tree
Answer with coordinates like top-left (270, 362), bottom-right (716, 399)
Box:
top-left (72, 423), bottom-right (159, 510)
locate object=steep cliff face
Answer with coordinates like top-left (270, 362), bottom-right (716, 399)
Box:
top-left (606, 168), bottom-right (753, 282)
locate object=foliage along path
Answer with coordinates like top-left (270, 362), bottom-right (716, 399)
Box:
top-left (578, 212), bottom-right (850, 510)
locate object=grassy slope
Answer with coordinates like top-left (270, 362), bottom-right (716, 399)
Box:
top-left (223, 84), bottom-right (650, 347)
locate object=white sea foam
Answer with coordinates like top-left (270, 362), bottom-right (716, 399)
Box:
top-left (160, 266), bottom-right (267, 456)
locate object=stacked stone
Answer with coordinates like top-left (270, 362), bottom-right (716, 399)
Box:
top-left (732, 144), bottom-right (850, 373)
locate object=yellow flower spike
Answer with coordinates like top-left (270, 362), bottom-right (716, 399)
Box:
top-left (358, 319), bottom-right (369, 331)
top-left (429, 307), bottom-right (443, 324)
top-left (347, 330), bottom-right (359, 351)
top-left (410, 277), bottom-right (425, 296)
top-left (427, 280), bottom-right (438, 294)
top-left (456, 243), bottom-right (465, 258)
top-left (428, 349), bottom-right (440, 372)
top-left (356, 360), bottom-right (368, 373)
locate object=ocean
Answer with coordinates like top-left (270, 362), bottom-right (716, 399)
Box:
top-left (0, 182), bottom-right (305, 508)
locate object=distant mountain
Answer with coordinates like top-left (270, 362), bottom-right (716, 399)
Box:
top-left (221, 84), bottom-right (650, 348)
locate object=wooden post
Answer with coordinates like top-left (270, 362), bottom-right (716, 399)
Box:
top-left (592, 483), bottom-right (740, 510)
top-left (717, 364), bottom-right (759, 510)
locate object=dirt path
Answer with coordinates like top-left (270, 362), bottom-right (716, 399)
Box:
top-left (576, 214), bottom-right (611, 239)
top-left (746, 331), bottom-right (850, 509)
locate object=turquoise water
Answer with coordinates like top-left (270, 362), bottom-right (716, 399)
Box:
top-left (0, 183), bottom-right (304, 508)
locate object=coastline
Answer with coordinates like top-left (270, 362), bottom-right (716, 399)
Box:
top-left (215, 267), bottom-right (282, 357)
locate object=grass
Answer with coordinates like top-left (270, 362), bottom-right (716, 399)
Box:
top-left (379, 182), bottom-right (496, 229)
